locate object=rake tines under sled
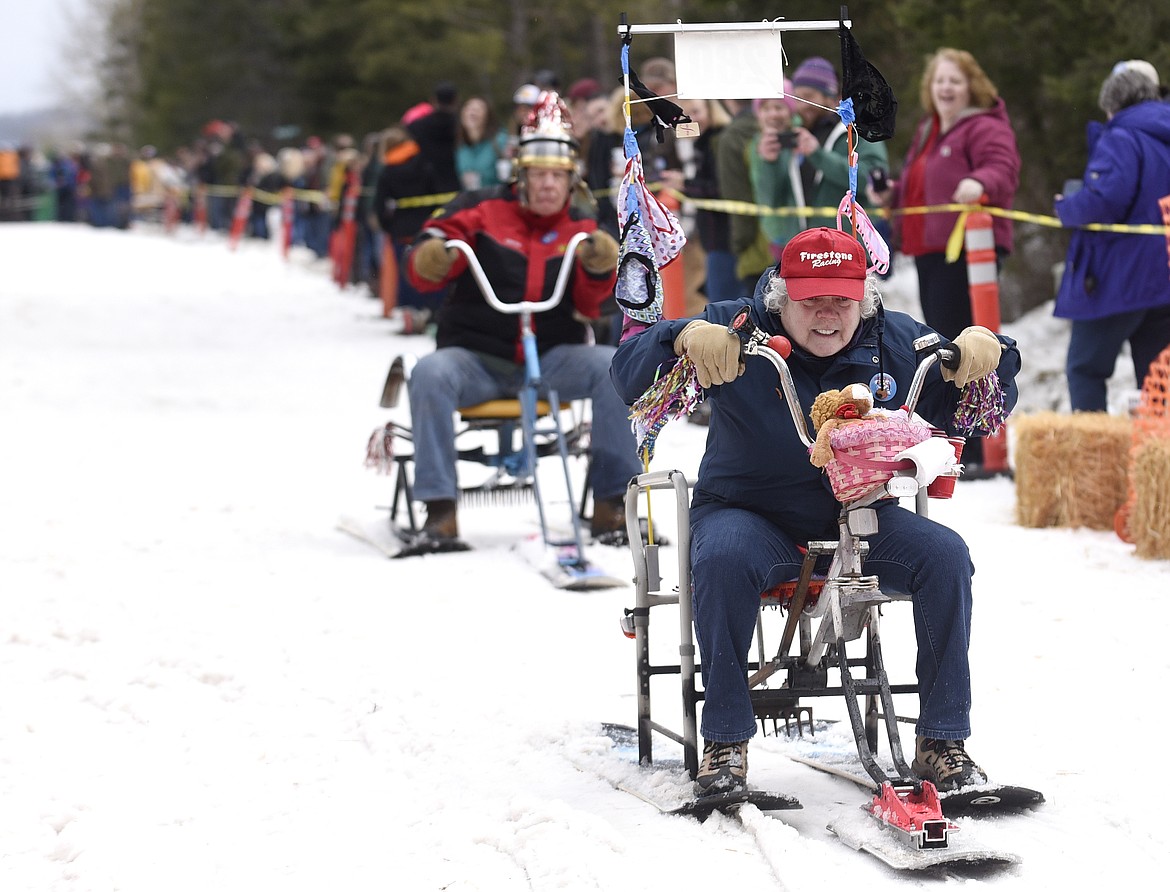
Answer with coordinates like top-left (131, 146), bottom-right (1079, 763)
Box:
top-left (459, 477), bottom-right (537, 507)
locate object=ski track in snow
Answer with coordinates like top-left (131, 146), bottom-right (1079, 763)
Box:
top-left (3, 223), bottom-right (1170, 889)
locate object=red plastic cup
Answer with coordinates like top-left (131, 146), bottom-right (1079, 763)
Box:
top-left (926, 436), bottom-right (966, 499)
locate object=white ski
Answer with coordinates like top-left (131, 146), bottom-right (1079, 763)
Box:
top-left (336, 514), bottom-right (402, 558)
top-left (336, 515), bottom-right (471, 558)
top-left (829, 809), bottom-right (1020, 870)
top-left (515, 532), bottom-right (627, 590)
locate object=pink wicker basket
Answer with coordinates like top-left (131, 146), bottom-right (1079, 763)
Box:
top-left (825, 419), bottom-right (933, 502)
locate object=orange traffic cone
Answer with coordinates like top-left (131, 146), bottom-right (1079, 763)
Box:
top-left (280, 187), bottom-right (294, 260)
top-left (193, 184), bottom-right (208, 234)
top-left (228, 187), bottom-right (252, 251)
top-left (380, 239), bottom-right (399, 318)
top-left (963, 205), bottom-right (1007, 473)
top-left (333, 172), bottom-right (361, 288)
top-left (659, 188), bottom-right (686, 320)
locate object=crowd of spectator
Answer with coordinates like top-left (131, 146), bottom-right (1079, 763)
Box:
top-left (5, 53), bottom-right (1169, 414)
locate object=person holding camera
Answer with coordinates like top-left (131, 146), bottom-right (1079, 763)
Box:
top-left (749, 95), bottom-right (806, 263)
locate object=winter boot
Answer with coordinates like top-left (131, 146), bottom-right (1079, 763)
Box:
top-left (589, 496), bottom-right (670, 547)
top-left (400, 307), bottom-right (432, 336)
top-left (590, 496), bottom-right (626, 543)
top-left (422, 499), bottom-right (460, 540)
top-left (392, 498), bottom-right (471, 558)
top-left (911, 737), bottom-right (987, 791)
top-left (695, 739), bottom-right (748, 795)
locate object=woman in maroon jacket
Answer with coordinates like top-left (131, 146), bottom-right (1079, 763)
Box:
top-left (874, 48), bottom-right (1020, 469)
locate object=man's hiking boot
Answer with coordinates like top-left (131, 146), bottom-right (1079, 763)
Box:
top-left (391, 498), bottom-right (471, 558)
top-left (590, 496), bottom-right (669, 547)
top-left (911, 737), bottom-right (987, 791)
top-left (422, 499), bottom-right (460, 540)
top-left (590, 496), bottom-right (627, 544)
top-left (694, 739), bottom-right (748, 795)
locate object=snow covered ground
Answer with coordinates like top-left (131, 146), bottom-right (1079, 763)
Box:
top-left (3, 222), bottom-right (1169, 890)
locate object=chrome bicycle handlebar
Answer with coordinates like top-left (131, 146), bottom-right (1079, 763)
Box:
top-left (725, 308), bottom-right (957, 446)
top-left (444, 232), bottom-right (589, 317)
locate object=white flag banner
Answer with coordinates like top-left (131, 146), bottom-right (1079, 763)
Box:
top-left (674, 30), bottom-right (787, 99)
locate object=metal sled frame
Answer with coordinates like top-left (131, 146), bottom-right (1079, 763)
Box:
top-left (617, 14), bottom-right (849, 38)
top-left (380, 356), bottom-right (591, 530)
top-left (616, 13), bottom-right (850, 106)
top-left (379, 235), bottom-right (596, 557)
top-left (623, 325), bottom-right (958, 799)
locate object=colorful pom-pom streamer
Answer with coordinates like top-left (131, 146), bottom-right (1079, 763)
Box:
top-left (952, 372), bottom-right (1008, 436)
top-left (629, 355), bottom-right (704, 463)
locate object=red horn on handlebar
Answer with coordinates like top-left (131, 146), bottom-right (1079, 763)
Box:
top-left (767, 335), bottom-right (792, 358)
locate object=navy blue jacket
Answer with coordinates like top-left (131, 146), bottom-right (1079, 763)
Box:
top-left (1055, 99), bottom-right (1170, 320)
top-left (611, 298), bottom-right (1021, 539)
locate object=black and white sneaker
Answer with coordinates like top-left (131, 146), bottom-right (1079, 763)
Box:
top-left (912, 737), bottom-right (987, 791)
top-left (695, 739), bottom-right (748, 795)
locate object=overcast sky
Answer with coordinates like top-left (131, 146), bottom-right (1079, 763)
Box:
top-left (0, 0), bottom-right (91, 116)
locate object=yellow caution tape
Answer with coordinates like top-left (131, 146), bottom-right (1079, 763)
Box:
top-left (944, 210), bottom-right (971, 263)
top-left (179, 182), bottom-right (1170, 236)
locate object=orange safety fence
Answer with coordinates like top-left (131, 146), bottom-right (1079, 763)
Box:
top-left (1115, 345), bottom-right (1170, 543)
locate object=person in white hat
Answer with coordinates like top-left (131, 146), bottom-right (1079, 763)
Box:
top-left (509, 84), bottom-right (543, 136)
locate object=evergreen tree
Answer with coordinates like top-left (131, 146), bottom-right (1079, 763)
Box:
top-left (76, 0), bottom-right (1170, 318)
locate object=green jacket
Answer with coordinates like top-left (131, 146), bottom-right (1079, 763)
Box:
top-left (715, 109), bottom-right (772, 282)
top-left (800, 119), bottom-right (888, 230)
top-left (748, 135), bottom-right (804, 258)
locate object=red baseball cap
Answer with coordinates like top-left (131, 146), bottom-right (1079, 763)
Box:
top-left (780, 227), bottom-right (867, 301)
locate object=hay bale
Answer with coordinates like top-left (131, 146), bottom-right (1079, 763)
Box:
top-left (1131, 438), bottom-right (1170, 559)
top-left (1013, 412), bottom-right (1131, 529)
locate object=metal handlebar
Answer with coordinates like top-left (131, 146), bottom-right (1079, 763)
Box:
top-left (726, 310), bottom-right (956, 445)
top-left (445, 232), bottom-right (589, 317)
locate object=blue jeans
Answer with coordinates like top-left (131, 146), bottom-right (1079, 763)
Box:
top-left (1067, 305), bottom-right (1170, 411)
top-left (689, 502), bottom-right (974, 744)
top-left (407, 345), bottom-right (643, 504)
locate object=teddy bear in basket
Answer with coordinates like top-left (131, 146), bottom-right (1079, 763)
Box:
top-left (808, 383), bottom-right (888, 468)
top-left (809, 384), bottom-right (963, 502)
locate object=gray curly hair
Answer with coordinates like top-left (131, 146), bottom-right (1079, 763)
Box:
top-left (1099, 68), bottom-right (1160, 117)
top-left (762, 272), bottom-right (882, 318)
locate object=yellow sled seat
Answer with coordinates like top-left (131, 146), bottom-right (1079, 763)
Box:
top-left (458, 399), bottom-right (567, 420)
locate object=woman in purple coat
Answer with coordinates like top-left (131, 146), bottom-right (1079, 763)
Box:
top-left (875, 48), bottom-right (1020, 468)
top-left (1054, 63), bottom-right (1170, 411)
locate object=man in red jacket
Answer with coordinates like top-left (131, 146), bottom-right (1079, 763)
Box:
top-left (403, 92), bottom-right (637, 551)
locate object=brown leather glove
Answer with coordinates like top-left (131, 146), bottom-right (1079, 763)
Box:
top-left (412, 238), bottom-right (457, 283)
top-left (673, 320), bottom-right (745, 389)
top-left (577, 230), bottom-right (620, 275)
top-left (941, 325), bottom-right (1004, 388)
